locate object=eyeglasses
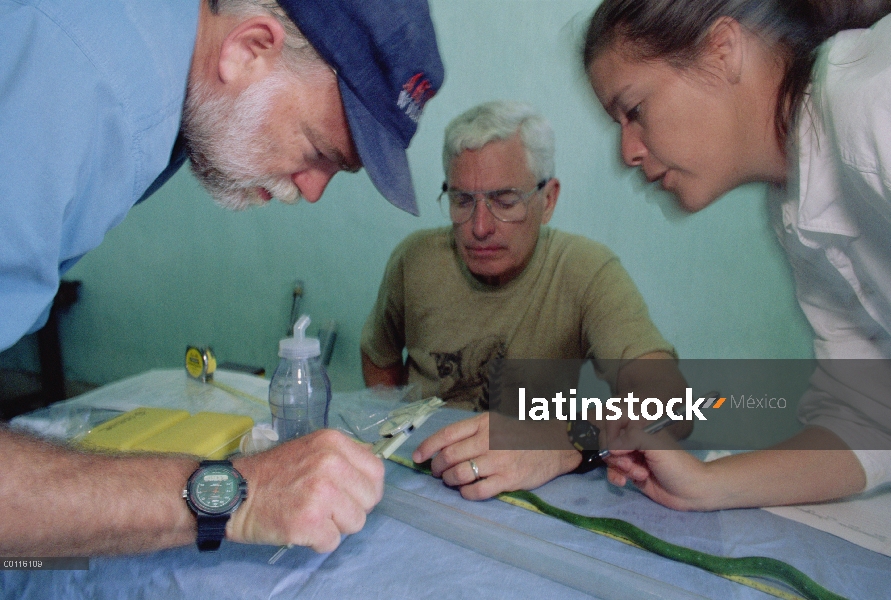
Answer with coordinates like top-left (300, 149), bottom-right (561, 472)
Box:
top-left (438, 179), bottom-right (548, 224)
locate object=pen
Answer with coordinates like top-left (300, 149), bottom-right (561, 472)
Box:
top-left (267, 435), bottom-right (410, 565)
top-left (268, 397), bottom-right (445, 565)
top-left (597, 390), bottom-right (720, 459)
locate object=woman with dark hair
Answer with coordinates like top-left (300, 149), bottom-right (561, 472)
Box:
top-left (584, 0), bottom-right (891, 510)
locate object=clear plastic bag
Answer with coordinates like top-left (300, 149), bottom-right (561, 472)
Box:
top-left (328, 384), bottom-right (421, 443)
top-left (10, 405), bottom-right (125, 442)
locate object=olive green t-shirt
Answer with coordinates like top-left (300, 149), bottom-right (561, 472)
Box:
top-left (361, 227), bottom-right (674, 410)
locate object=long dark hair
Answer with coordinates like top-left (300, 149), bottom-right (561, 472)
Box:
top-left (583, 0), bottom-right (891, 146)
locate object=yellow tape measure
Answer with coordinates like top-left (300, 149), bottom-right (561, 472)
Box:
top-left (185, 346), bottom-right (216, 382)
top-left (185, 346), bottom-right (267, 406)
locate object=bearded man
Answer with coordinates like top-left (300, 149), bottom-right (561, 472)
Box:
top-left (0, 0), bottom-right (442, 557)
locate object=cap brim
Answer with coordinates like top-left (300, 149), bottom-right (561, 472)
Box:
top-left (339, 79), bottom-right (419, 216)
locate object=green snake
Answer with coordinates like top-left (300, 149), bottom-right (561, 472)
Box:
top-left (389, 455), bottom-right (848, 600)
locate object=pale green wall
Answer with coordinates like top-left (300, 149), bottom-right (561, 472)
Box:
top-left (23, 0), bottom-right (814, 391)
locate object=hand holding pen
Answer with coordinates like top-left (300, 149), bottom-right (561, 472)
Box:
top-left (598, 391), bottom-right (721, 460)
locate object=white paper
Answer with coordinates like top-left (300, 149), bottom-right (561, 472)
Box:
top-left (764, 489), bottom-right (891, 557)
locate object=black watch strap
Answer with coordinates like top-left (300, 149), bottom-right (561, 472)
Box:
top-left (186, 460), bottom-right (246, 552)
top-left (196, 515), bottom-right (230, 552)
top-left (567, 420), bottom-right (604, 474)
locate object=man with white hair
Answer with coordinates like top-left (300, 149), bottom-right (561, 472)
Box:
top-left (361, 101), bottom-right (688, 500)
top-left (0, 0), bottom-right (442, 556)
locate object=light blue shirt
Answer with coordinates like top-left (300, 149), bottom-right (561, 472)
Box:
top-left (0, 0), bottom-right (198, 350)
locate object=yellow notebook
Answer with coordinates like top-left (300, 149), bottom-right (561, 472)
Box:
top-left (80, 408), bottom-right (254, 459)
top-left (131, 411), bottom-right (254, 459)
top-left (80, 407), bottom-right (190, 451)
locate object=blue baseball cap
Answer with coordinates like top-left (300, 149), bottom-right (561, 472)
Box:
top-left (279, 0), bottom-right (445, 216)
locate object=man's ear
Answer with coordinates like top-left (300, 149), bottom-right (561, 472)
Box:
top-left (540, 178), bottom-right (560, 225)
top-left (703, 16), bottom-right (744, 84)
top-left (217, 16), bottom-right (286, 85)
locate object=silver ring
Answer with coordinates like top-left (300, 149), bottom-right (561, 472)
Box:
top-left (469, 459), bottom-right (480, 481)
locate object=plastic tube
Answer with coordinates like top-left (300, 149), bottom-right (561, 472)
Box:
top-left (376, 485), bottom-right (707, 600)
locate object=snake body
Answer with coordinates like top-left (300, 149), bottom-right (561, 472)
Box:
top-left (504, 489), bottom-right (846, 600)
top-left (390, 455), bottom-right (847, 600)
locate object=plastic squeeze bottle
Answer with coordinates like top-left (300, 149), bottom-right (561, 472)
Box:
top-left (268, 315), bottom-right (331, 441)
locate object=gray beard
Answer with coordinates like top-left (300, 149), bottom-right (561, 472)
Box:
top-left (181, 74), bottom-right (303, 210)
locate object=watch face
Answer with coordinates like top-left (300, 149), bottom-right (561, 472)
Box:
top-left (188, 464), bottom-right (244, 515)
top-left (567, 420), bottom-right (600, 451)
